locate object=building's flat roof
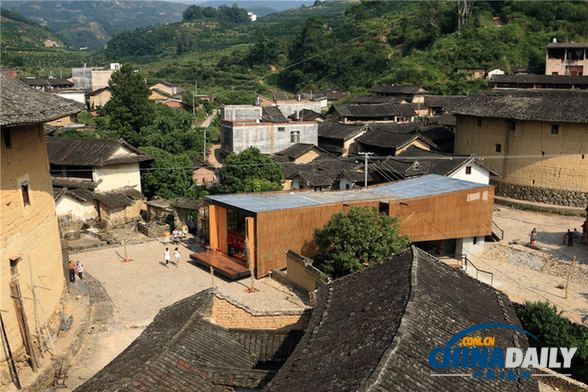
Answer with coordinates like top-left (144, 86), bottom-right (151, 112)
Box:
top-left (206, 174), bottom-right (489, 214)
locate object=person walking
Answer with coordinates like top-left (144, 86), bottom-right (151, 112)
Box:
top-left (567, 229), bottom-right (574, 246)
top-left (529, 228), bottom-right (537, 244)
top-left (68, 260), bottom-right (76, 283)
top-left (164, 248), bottom-right (171, 268)
top-left (76, 262), bottom-right (85, 280)
top-left (174, 247), bottom-right (180, 268)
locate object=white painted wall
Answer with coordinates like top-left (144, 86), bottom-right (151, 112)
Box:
top-left (93, 163), bottom-right (141, 192)
top-left (55, 91), bottom-right (86, 105)
top-left (277, 101), bottom-right (322, 118)
top-left (56, 195), bottom-right (97, 221)
top-left (339, 177), bottom-right (353, 190)
top-left (449, 162), bottom-right (491, 185)
top-left (456, 236), bottom-right (485, 256)
top-left (233, 122), bottom-right (318, 154)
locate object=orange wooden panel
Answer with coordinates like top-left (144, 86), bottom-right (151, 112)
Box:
top-left (218, 206), bottom-right (228, 254)
top-left (245, 217), bottom-right (255, 269)
top-left (209, 205), bottom-right (219, 249)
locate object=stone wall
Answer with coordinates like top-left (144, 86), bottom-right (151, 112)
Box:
top-left (492, 180), bottom-right (588, 208)
top-left (138, 222), bottom-right (169, 238)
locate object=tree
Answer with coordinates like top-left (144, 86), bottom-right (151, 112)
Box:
top-left (457, 0), bottom-right (477, 31)
top-left (102, 63), bottom-right (155, 146)
top-left (313, 206), bottom-right (410, 279)
top-left (139, 146), bottom-right (193, 200)
top-left (218, 147), bottom-right (283, 194)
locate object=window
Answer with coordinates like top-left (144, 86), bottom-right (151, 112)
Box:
top-left (222, 127), bottom-right (232, 149)
top-left (21, 182), bottom-right (30, 207)
top-left (10, 255), bottom-right (21, 278)
top-left (465, 166), bottom-right (472, 175)
top-left (2, 129), bottom-right (11, 149)
top-left (290, 131), bottom-right (300, 143)
top-left (507, 121), bottom-right (516, 132)
top-left (477, 118), bottom-right (482, 127)
top-left (278, 127), bottom-right (285, 132)
top-left (473, 237), bottom-right (478, 245)
top-left (346, 184), bottom-right (350, 189)
top-left (495, 144), bottom-right (502, 153)
top-left (551, 125), bottom-right (559, 135)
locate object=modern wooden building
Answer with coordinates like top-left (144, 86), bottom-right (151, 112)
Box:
top-left (192, 175), bottom-right (494, 279)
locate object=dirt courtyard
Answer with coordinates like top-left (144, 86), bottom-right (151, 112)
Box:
top-left (62, 205), bottom-right (588, 389)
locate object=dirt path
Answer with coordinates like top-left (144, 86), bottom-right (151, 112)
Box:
top-left (199, 109), bottom-right (218, 128)
top-left (208, 143), bottom-right (223, 167)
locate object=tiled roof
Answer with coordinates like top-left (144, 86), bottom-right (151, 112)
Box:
top-left (547, 42), bottom-right (588, 48)
top-left (95, 188), bottom-right (145, 209)
top-left (317, 121), bottom-right (365, 141)
top-left (424, 95), bottom-right (467, 108)
top-left (47, 137), bottom-right (153, 167)
top-left (491, 74), bottom-right (588, 85)
top-left (395, 103), bottom-right (417, 117)
top-left (1, 74), bottom-right (85, 127)
top-left (263, 106), bottom-right (289, 123)
top-left (317, 88), bottom-right (350, 100)
top-left (86, 86), bottom-right (111, 96)
top-left (449, 90), bottom-right (588, 123)
top-left (297, 170), bottom-right (340, 187)
top-left (52, 177), bottom-right (99, 190)
top-left (274, 143), bottom-right (323, 160)
top-left (264, 247), bottom-right (539, 392)
top-left (331, 103), bottom-right (400, 119)
top-left (438, 113), bottom-right (457, 126)
top-left (171, 197), bottom-right (203, 210)
top-left (351, 95), bottom-right (404, 104)
top-left (76, 289), bottom-right (292, 392)
top-left (356, 123), bottom-right (436, 149)
top-left (369, 84), bottom-right (429, 95)
top-left (272, 91), bottom-right (289, 101)
top-left (289, 109), bottom-right (325, 121)
top-left (192, 158), bottom-right (215, 170)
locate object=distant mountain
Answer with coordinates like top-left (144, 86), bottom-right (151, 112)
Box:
top-left (198, 1), bottom-right (313, 12)
top-left (1, 8), bottom-right (64, 49)
top-left (2, 1), bottom-right (189, 49)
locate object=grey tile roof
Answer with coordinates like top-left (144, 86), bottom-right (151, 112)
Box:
top-left (52, 177), bottom-right (98, 190)
top-left (351, 95), bottom-right (404, 104)
top-left (491, 74), bottom-right (588, 86)
top-left (263, 106), bottom-right (289, 123)
top-left (205, 174), bottom-right (488, 214)
top-left (76, 289), bottom-right (279, 392)
top-left (547, 42), bottom-right (588, 48)
top-left (274, 143), bottom-right (324, 160)
top-left (47, 137), bottom-right (153, 167)
top-left (297, 170), bottom-right (339, 187)
top-left (331, 103), bottom-right (400, 119)
top-left (95, 188), bottom-right (145, 209)
top-left (395, 103), bottom-right (417, 117)
top-left (171, 197), bottom-right (203, 210)
top-left (318, 121), bottom-right (365, 141)
top-left (1, 74), bottom-right (85, 127)
top-left (263, 247), bottom-right (539, 392)
top-left (424, 95), bottom-right (467, 108)
top-left (356, 122), bottom-right (435, 149)
top-left (369, 84), bottom-right (429, 95)
top-left (317, 88), bottom-right (350, 100)
top-left (272, 91), bottom-right (289, 101)
top-left (450, 90), bottom-right (588, 123)
top-left (438, 113), bottom-right (457, 126)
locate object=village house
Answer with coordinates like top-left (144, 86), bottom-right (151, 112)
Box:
top-left (424, 95), bottom-right (467, 116)
top-left (86, 86), bottom-right (112, 109)
top-left (256, 91), bottom-right (323, 118)
top-left (317, 87), bottom-right (350, 101)
top-left (452, 89), bottom-right (588, 207)
top-left (171, 197), bottom-right (204, 236)
top-left (288, 108), bottom-right (326, 122)
top-left (356, 122), bottom-right (437, 156)
top-left (368, 84), bottom-right (430, 103)
top-left (21, 77), bottom-right (75, 92)
top-left (1, 67), bottom-right (21, 78)
top-left (317, 121), bottom-right (366, 156)
top-left (264, 246), bottom-right (539, 392)
top-left (491, 74), bottom-right (588, 90)
top-left (192, 158), bottom-right (216, 184)
top-left (454, 66), bottom-right (488, 79)
top-left (75, 288), bottom-right (310, 391)
top-left (148, 80), bottom-right (189, 108)
top-left (71, 66), bottom-right (114, 91)
top-left (327, 103), bottom-right (416, 123)
top-left (47, 137), bottom-right (153, 227)
top-left (194, 174), bottom-right (495, 279)
top-left (546, 41), bottom-right (588, 75)
top-left (220, 105), bottom-right (319, 154)
top-left (1, 74), bottom-right (85, 376)
top-left (375, 145), bottom-right (500, 185)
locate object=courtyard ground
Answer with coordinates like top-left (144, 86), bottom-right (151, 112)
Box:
top-left (35, 205), bottom-right (588, 391)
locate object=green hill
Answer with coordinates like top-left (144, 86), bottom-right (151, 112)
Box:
top-left (1, 8), bottom-right (64, 50)
top-left (2, 1), bottom-right (189, 49)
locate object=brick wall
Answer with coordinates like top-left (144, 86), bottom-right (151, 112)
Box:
top-left (208, 297), bottom-right (310, 331)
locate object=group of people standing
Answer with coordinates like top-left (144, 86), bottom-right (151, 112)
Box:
top-left (68, 260), bottom-right (85, 283)
top-left (165, 227), bottom-right (187, 245)
top-left (529, 227), bottom-right (581, 247)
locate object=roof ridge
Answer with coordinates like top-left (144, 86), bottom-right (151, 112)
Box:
top-left (359, 245), bottom-right (417, 391)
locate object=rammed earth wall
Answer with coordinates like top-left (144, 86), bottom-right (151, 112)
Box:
top-left (492, 180), bottom-right (588, 208)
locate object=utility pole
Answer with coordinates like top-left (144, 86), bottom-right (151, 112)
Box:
top-left (358, 152), bottom-right (374, 188)
top-left (193, 81), bottom-right (197, 115)
top-left (201, 129), bottom-right (207, 161)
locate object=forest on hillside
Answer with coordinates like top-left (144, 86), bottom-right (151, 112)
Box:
top-left (100, 1), bottom-right (588, 96)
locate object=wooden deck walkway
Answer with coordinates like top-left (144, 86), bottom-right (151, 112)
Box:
top-left (190, 252), bottom-right (251, 280)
